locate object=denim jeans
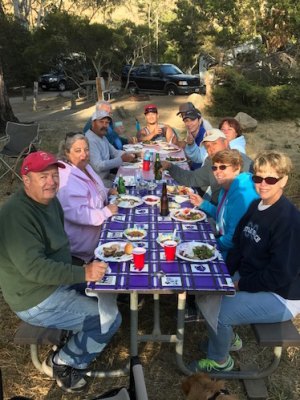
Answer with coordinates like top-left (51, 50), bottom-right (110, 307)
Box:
top-left (206, 291), bottom-right (293, 362)
top-left (16, 285), bottom-right (121, 369)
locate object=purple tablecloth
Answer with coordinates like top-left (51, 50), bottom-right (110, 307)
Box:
top-left (88, 182), bottom-right (235, 296)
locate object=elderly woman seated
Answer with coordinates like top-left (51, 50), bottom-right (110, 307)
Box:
top-left (190, 150), bottom-right (300, 373)
top-left (189, 149), bottom-right (259, 259)
top-left (219, 117), bottom-right (246, 154)
top-left (57, 132), bottom-right (118, 265)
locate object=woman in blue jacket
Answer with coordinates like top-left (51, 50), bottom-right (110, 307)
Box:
top-left (190, 149), bottom-right (259, 259)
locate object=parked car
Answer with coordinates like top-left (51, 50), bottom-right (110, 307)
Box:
top-left (38, 70), bottom-right (74, 91)
top-left (121, 63), bottom-right (206, 95)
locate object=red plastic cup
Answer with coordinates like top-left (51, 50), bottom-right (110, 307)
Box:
top-left (143, 159), bottom-right (150, 171)
top-left (132, 247), bottom-right (146, 270)
top-left (164, 240), bottom-right (177, 261)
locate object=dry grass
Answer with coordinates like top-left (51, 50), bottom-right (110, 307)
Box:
top-left (0, 93), bottom-right (299, 399)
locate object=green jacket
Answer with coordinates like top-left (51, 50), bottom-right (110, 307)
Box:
top-left (0, 189), bottom-right (85, 312)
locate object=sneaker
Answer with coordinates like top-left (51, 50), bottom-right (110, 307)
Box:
top-left (51, 354), bottom-right (88, 393)
top-left (199, 333), bottom-right (243, 353)
top-left (189, 355), bottom-right (234, 373)
top-left (184, 305), bottom-right (203, 323)
top-left (230, 333), bottom-right (243, 351)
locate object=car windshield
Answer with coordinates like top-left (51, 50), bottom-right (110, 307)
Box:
top-left (160, 65), bottom-right (183, 75)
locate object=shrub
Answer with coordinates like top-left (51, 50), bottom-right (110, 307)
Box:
top-left (207, 67), bottom-right (300, 119)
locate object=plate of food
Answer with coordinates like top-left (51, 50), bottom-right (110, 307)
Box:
top-left (165, 156), bottom-right (187, 163)
top-left (95, 241), bottom-right (133, 262)
top-left (158, 145), bottom-right (181, 154)
top-left (167, 185), bottom-right (194, 197)
top-left (170, 208), bottom-right (206, 222)
top-left (176, 242), bottom-right (217, 262)
top-left (143, 140), bottom-right (160, 146)
top-left (123, 228), bottom-right (147, 241)
top-left (142, 195), bottom-right (160, 206)
top-left (113, 195), bottom-right (143, 208)
top-left (156, 233), bottom-right (181, 247)
top-left (123, 144), bottom-right (143, 152)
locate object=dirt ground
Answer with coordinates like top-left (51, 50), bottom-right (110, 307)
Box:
top-left (0, 91), bottom-right (299, 400)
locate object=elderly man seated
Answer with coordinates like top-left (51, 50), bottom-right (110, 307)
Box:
top-left (85, 110), bottom-right (136, 187)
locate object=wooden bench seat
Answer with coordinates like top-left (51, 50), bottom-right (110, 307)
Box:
top-left (251, 320), bottom-right (300, 347)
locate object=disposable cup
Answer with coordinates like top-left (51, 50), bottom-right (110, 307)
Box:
top-left (143, 159), bottom-right (150, 171)
top-left (132, 247), bottom-right (146, 270)
top-left (164, 240), bottom-right (177, 261)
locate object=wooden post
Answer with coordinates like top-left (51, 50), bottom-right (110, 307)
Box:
top-left (96, 77), bottom-right (103, 101)
top-left (33, 81), bottom-right (38, 111)
top-left (70, 93), bottom-right (76, 109)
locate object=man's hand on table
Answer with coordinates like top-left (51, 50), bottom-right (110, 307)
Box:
top-left (85, 260), bottom-right (108, 282)
top-left (161, 160), bottom-right (171, 170)
top-left (122, 153), bottom-right (136, 163)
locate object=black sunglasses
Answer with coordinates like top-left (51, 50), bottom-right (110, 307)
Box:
top-left (252, 175), bottom-right (282, 185)
top-left (211, 164), bottom-right (231, 171)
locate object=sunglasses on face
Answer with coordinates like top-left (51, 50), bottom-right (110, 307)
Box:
top-left (252, 175), bottom-right (282, 185)
top-left (211, 164), bottom-right (231, 171)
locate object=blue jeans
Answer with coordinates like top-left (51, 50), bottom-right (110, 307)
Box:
top-left (16, 285), bottom-right (121, 369)
top-left (206, 291), bottom-right (293, 361)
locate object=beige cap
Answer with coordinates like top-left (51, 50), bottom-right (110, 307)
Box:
top-left (200, 129), bottom-right (226, 145)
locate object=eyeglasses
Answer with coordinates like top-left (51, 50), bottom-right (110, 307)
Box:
top-left (211, 164), bottom-right (231, 171)
top-left (252, 175), bottom-right (282, 185)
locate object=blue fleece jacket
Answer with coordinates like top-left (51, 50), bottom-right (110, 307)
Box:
top-left (200, 172), bottom-right (259, 259)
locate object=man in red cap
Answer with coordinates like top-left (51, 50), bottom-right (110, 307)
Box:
top-left (137, 103), bottom-right (178, 144)
top-left (0, 151), bottom-right (121, 393)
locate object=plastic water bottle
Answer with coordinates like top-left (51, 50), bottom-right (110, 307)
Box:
top-left (134, 169), bottom-right (142, 194)
top-left (143, 150), bottom-right (150, 171)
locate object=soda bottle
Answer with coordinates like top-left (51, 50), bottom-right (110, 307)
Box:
top-left (160, 182), bottom-right (169, 216)
top-left (117, 175), bottom-right (126, 194)
top-left (154, 153), bottom-right (162, 181)
top-left (143, 150), bottom-right (151, 171)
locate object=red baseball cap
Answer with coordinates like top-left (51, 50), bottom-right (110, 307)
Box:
top-left (21, 151), bottom-right (65, 175)
top-left (144, 104), bottom-right (158, 114)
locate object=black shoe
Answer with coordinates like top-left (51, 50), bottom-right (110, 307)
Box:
top-left (52, 355), bottom-right (88, 393)
top-left (184, 305), bottom-right (204, 323)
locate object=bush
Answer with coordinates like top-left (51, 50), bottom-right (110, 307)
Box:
top-left (208, 67), bottom-right (300, 119)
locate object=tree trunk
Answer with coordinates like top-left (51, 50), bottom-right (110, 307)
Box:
top-left (0, 60), bottom-right (18, 134)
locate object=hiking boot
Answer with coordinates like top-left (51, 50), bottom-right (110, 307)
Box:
top-left (189, 355), bottom-right (234, 373)
top-left (199, 333), bottom-right (243, 353)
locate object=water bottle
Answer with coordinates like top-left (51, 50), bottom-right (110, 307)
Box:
top-left (143, 150), bottom-right (150, 171)
top-left (134, 168), bottom-right (142, 194)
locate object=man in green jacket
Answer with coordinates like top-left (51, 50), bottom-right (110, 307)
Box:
top-left (0, 151), bottom-right (121, 393)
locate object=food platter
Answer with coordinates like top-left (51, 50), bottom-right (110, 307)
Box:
top-left (176, 242), bottom-right (217, 262)
top-left (156, 233), bottom-right (181, 247)
top-left (142, 195), bottom-right (160, 206)
top-left (113, 195), bottom-right (143, 208)
top-left (167, 185), bottom-right (194, 197)
top-left (123, 228), bottom-right (147, 241)
top-left (170, 208), bottom-right (206, 223)
top-left (165, 156), bottom-right (187, 163)
top-left (95, 241), bottom-right (133, 262)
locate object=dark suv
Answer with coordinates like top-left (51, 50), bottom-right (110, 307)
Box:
top-left (38, 71), bottom-right (72, 91)
top-left (121, 63), bottom-right (206, 95)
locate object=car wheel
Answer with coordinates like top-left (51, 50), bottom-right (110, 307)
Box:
top-left (128, 83), bottom-right (138, 95)
top-left (58, 80), bottom-right (66, 92)
top-left (166, 85), bottom-right (177, 95)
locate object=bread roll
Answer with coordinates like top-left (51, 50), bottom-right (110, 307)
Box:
top-left (125, 242), bottom-right (133, 255)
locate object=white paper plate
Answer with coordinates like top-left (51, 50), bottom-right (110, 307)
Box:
top-left (167, 185), bottom-right (194, 197)
top-left (95, 241), bottom-right (133, 262)
top-left (176, 242), bottom-right (217, 262)
top-left (142, 195), bottom-right (160, 205)
top-left (170, 208), bottom-right (206, 223)
top-left (123, 228), bottom-right (147, 241)
top-left (113, 195), bottom-right (144, 208)
top-left (156, 234), bottom-right (181, 247)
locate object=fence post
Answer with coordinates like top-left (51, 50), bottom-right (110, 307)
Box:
top-left (33, 82), bottom-right (38, 111)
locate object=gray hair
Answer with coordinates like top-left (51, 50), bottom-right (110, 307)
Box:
top-left (96, 100), bottom-right (112, 111)
top-left (57, 132), bottom-right (88, 162)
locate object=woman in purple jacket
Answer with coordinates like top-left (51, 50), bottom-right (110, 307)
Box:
top-left (57, 133), bottom-right (118, 265)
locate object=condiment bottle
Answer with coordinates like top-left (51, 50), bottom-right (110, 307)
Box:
top-left (160, 182), bottom-right (169, 216)
top-left (117, 175), bottom-right (126, 194)
top-left (154, 153), bottom-right (162, 181)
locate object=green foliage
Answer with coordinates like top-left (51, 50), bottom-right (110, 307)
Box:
top-left (208, 67), bottom-right (300, 119)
